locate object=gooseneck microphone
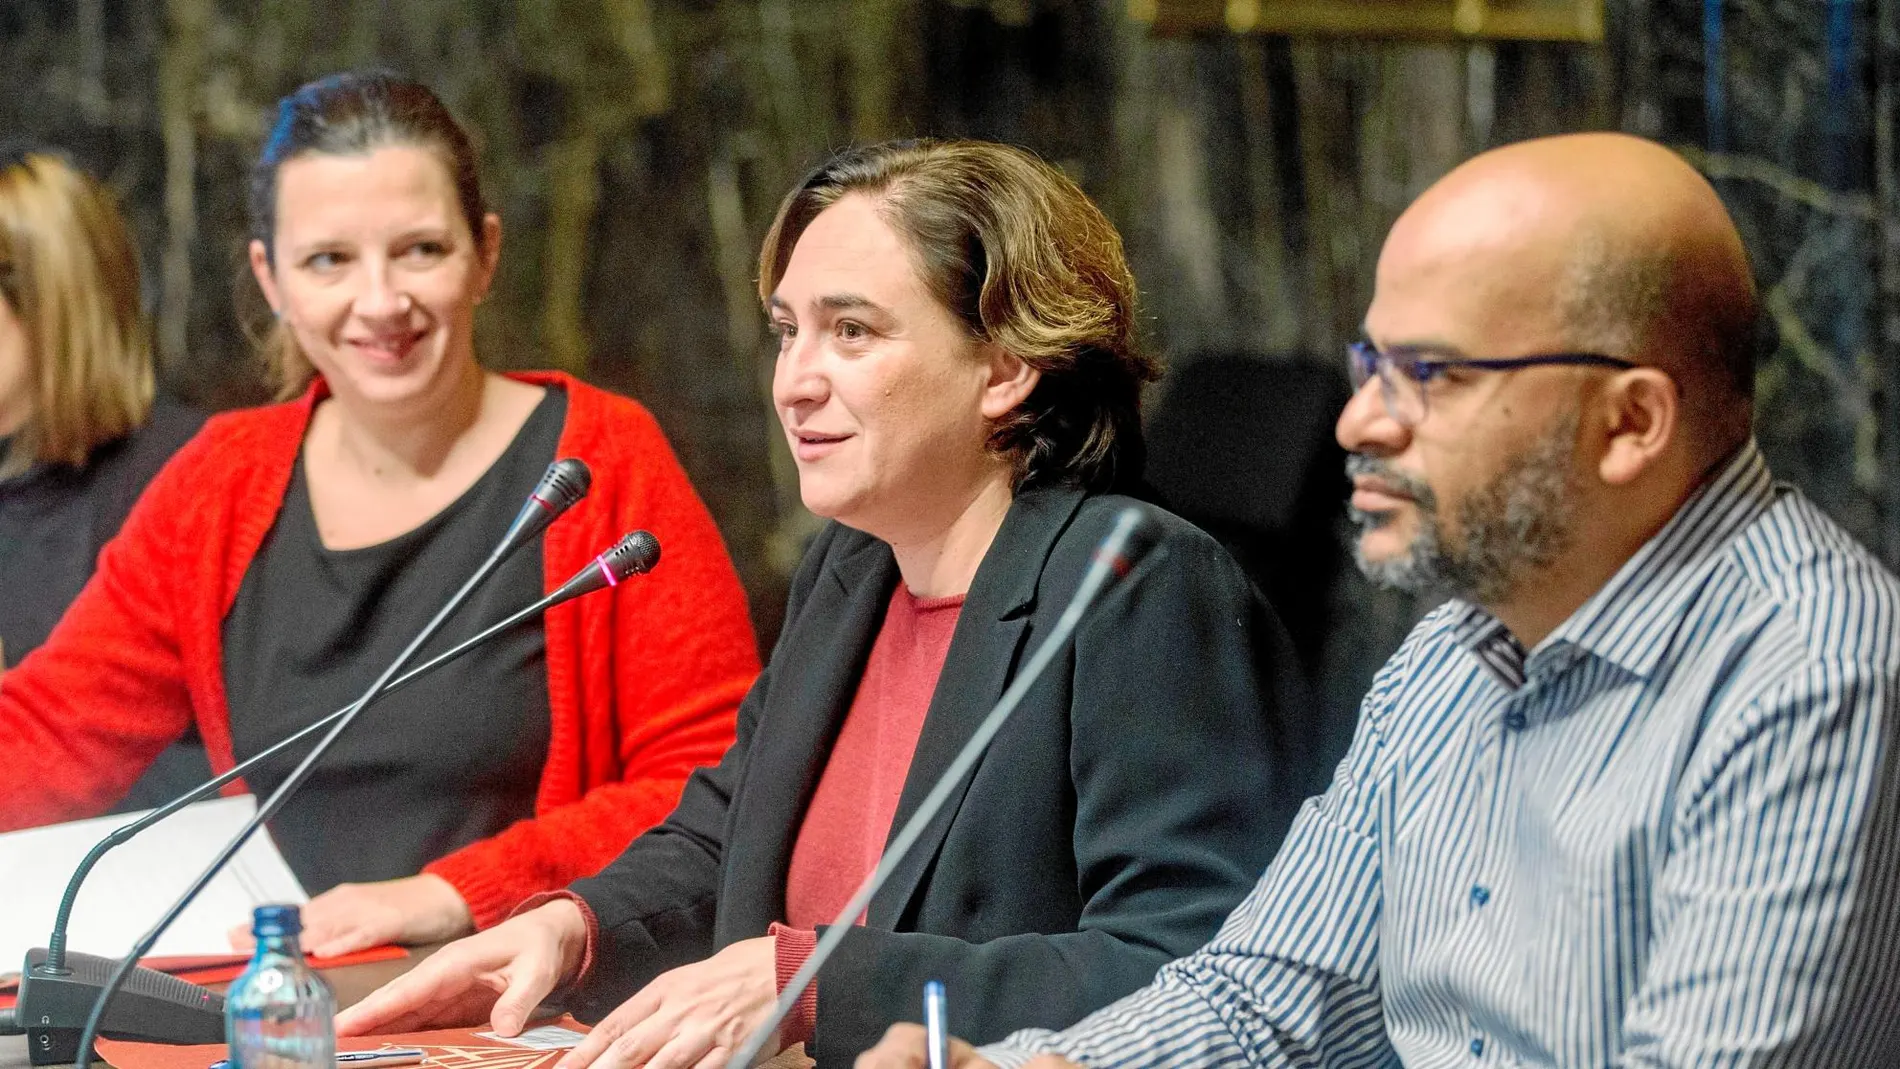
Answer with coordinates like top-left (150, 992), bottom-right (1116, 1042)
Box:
top-left (548, 529), bottom-right (661, 602)
top-left (33, 528), bottom-right (650, 988)
top-left (725, 507), bottom-right (1155, 1069)
top-left (495, 458), bottom-right (591, 561)
top-left (8, 528), bottom-right (657, 1064)
top-left (0, 461), bottom-right (596, 1065)
top-left (56, 530), bottom-right (660, 1069)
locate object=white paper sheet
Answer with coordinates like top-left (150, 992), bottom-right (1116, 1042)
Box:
top-left (0, 794), bottom-right (307, 967)
top-left (474, 1026), bottom-right (589, 1050)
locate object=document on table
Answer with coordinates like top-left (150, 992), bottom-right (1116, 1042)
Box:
top-left (475, 1025), bottom-right (590, 1050)
top-left (0, 794), bottom-right (307, 967)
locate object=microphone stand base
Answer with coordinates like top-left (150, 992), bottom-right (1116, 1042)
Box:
top-left (25, 1025), bottom-right (88, 1067)
top-left (15, 950), bottom-right (225, 1064)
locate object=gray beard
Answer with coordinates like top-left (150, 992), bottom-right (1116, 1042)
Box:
top-left (1348, 412), bottom-right (1580, 605)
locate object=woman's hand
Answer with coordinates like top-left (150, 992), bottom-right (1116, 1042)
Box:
top-left (334, 898), bottom-right (589, 1037)
top-left (553, 936), bottom-right (779, 1069)
top-left (229, 874), bottom-right (475, 959)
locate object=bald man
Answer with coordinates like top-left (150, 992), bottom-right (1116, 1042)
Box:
top-left (860, 133), bottom-right (1900, 1067)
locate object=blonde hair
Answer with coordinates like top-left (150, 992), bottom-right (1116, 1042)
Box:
top-left (0, 152), bottom-right (153, 477)
top-left (758, 139), bottom-right (1158, 493)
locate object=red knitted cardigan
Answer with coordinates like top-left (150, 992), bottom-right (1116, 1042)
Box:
top-left (0, 370), bottom-right (758, 927)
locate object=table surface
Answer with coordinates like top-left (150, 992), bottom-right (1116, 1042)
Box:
top-left (1, 948), bottom-right (433, 1069)
top-left (4, 949), bottom-right (812, 1069)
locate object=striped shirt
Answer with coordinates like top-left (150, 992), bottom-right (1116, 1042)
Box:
top-left (987, 440), bottom-right (1900, 1068)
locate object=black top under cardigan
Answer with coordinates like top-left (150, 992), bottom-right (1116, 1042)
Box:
top-left (569, 486), bottom-right (1323, 1064)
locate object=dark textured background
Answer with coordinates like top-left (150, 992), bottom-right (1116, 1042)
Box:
top-left (4, 0), bottom-right (1894, 761)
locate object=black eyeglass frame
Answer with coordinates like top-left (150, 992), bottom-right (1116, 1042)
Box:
top-left (1347, 340), bottom-right (1638, 425)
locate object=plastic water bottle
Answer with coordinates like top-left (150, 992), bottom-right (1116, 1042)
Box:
top-left (224, 904), bottom-right (336, 1069)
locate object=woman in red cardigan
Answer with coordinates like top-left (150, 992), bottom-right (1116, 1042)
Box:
top-left (0, 72), bottom-right (757, 959)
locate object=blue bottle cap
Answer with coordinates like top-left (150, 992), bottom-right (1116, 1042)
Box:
top-left (251, 903), bottom-right (303, 938)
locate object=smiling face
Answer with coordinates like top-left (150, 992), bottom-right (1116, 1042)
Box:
top-left (249, 144), bottom-right (499, 414)
top-left (768, 193), bottom-right (1030, 544)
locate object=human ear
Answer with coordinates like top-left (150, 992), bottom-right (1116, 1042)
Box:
top-left (1597, 368), bottom-right (1678, 486)
top-left (248, 240), bottom-right (281, 315)
top-left (978, 344), bottom-right (1041, 421)
top-left (475, 213), bottom-right (503, 299)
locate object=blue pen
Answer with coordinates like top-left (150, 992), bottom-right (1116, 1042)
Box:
top-left (209, 1048), bottom-right (427, 1069)
top-left (923, 979), bottom-right (949, 1069)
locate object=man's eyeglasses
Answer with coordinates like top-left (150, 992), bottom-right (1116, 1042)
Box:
top-left (1347, 340), bottom-right (1636, 427)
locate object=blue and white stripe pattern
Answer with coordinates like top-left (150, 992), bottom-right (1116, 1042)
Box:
top-left (986, 440), bottom-right (1900, 1067)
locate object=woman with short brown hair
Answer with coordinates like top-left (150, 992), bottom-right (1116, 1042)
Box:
top-left (756, 139), bottom-right (1159, 495)
top-left (342, 139), bottom-right (1321, 1067)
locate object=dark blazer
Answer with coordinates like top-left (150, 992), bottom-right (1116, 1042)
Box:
top-left (569, 486), bottom-right (1321, 1063)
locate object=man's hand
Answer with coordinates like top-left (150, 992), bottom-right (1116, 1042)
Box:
top-left (334, 898), bottom-right (589, 1037)
top-left (854, 1023), bottom-right (1011, 1069)
top-left (552, 935), bottom-right (779, 1069)
top-left (229, 874), bottom-right (475, 959)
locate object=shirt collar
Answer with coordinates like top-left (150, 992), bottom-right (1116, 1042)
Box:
top-left (1447, 606), bottom-right (1528, 690)
top-left (1448, 439), bottom-right (1776, 688)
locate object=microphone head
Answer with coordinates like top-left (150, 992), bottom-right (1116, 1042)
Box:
top-left (540, 458), bottom-right (592, 511)
top-left (603, 530), bottom-right (662, 579)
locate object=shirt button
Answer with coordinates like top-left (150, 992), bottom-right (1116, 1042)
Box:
top-left (1470, 1037), bottom-right (1485, 1056)
top-left (1470, 885), bottom-right (1491, 907)
top-left (1503, 712), bottom-right (1527, 731)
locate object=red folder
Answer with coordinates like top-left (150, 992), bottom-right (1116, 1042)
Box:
top-left (96, 1019), bottom-right (821, 1069)
top-left (96, 1016), bottom-right (591, 1069)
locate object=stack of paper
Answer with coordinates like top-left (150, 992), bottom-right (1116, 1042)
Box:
top-left (0, 794), bottom-right (308, 970)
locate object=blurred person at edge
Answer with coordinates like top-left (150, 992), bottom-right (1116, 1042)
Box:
top-left (860, 133), bottom-right (1900, 1069)
top-left (0, 71), bottom-right (759, 961)
top-left (0, 147), bottom-right (207, 810)
top-left (337, 139), bottom-right (1323, 1067)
